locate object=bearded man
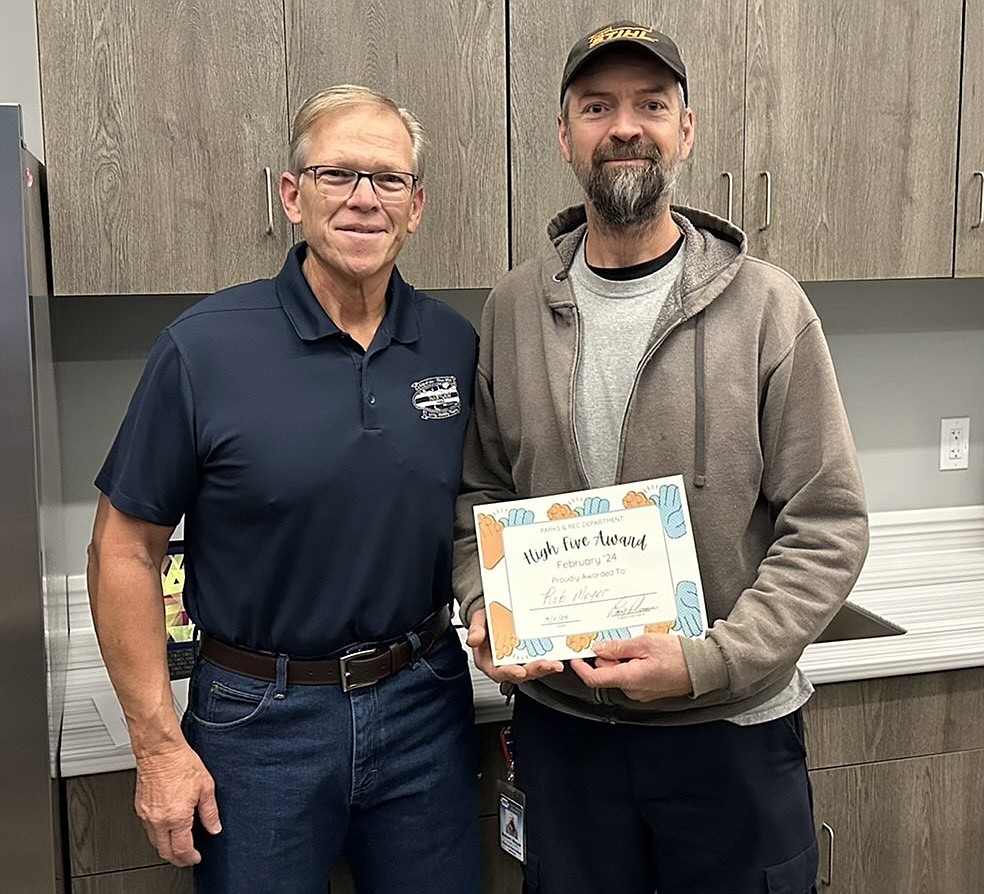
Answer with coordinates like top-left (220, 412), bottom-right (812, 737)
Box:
top-left (453, 21), bottom-right (868, 894)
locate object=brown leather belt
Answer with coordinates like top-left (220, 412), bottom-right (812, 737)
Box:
top-left (199, 606), bottom-right (451, 690)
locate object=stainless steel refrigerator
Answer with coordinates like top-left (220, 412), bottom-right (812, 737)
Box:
top-left (0, 103), bottom-right (69, 893)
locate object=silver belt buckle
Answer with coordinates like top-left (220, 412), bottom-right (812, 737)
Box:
top-left (338, 647), bottom-right (381, 692)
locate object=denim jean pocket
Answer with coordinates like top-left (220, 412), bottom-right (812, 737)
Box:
top-left (186, 658), bottom-right (275, 730)
top-left (417, 629), bottom-right (470, 682)
top-left (765, 840), bottom-right (818, 894)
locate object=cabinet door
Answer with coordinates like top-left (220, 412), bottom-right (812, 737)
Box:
top-left (744, 0), bottom-right (962, 281)
top-left (285, 0), bottom-right (507, 290)
top-left (72, 865), bottom-right (192, 894)
top-left (957, 0), bottom-right (984, 276)
top-left (811, 750), bottom-right (984, 894)
top-left (37, 0), bottom-right (291, 295)
top-left (510, 1), bottom-right (746, 267)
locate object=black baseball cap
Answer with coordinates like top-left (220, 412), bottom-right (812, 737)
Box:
top-left (560, 21), bottom-right (688, 106)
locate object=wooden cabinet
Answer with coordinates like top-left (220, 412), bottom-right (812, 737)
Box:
top-left (509, 0), bottom-right (747, 266)
top-left (33, 1), bottom-right (984, 293)
top-left (957, 0), bottom-right (984, 275)
top-left (744, 0), bottom-right (963, 281)
top-left (36, 0), bottom-right (292, 296)
top-left (285, 0), bottom-right (507, 290)
top-left (803, 668), bottom-right (984, 893)
top-left (37, 0), bottom-right (506, 295)
top-left (811, 752), bottom-right (984, 894)
top-left (510, 0), bottom-right (971, 282)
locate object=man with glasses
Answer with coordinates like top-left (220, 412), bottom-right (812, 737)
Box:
top-left (454, 22), bottom-right (868, 894)
top-left (88, 85), bottom-right (480, 893)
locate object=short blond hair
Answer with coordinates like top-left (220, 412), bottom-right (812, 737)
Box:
top-left (288, 85), bottom-right (427, 180)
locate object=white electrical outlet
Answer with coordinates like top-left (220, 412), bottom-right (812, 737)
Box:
top-left (940, 417), bottom-right (970, 471)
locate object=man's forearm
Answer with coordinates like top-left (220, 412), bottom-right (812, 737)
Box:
top-left (88, 550), bottom-right (185, 758)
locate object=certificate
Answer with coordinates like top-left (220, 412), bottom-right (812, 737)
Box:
top-left (473, 476), bottom-right (707, 666)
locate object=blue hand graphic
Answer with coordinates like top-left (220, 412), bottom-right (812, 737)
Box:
top-left (595, 628), bottom-right (631, 642)
top-left (519, 637), bottom-right (555, 658)
top-left (672, 581), bottom-right (703, 637)
top-left (505, 507), bottom-right (535, 527)
top-left (581, 496), bottom-right (611, 516)
top-left (657, 484), bottom-right (687, 539)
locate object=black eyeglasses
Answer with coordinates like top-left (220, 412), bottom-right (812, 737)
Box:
top-left (298, 166), bottom-right (418, 203)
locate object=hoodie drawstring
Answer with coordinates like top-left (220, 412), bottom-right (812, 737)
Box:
top-left (694, 313), bottom-right (707, 488)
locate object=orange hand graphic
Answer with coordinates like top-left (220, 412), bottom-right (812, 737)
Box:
top-left (477, 513), bottom-right (506, 569)
top-left (487, 601), bottom-right (520, 660)
top-left (623, 490), bottom-right (655, 509)
top-left (565, 632), bottom-right (598, 652)
top-left (644, 621), bottom-right (675, 635)
top-left (547, 502), bottom-right (578, 520)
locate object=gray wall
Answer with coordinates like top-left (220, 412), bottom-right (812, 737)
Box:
top-left (52, 281), bottom-right (984, 570)
top-left (809, 279), bottom-right (984, 512)
top-left (0, 0), bottom-right (44, 159)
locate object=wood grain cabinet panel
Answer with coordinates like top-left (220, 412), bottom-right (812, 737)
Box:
top-left (744, 0), bottom-right (963, 280)
top-left (72, 865), bottom-right (192, 894)
top-left (957, 0), bottom-right (984, 275)
top-left (285, 0), bottom-right (508, 290)
top-left (803, 668), bottom-right (984, 770)
top-left (509, 0), bottom-right (747, 267)
top-left (66, 771), bottom-right (164, 876)
top-left (811, 750), bottom-right (984, 894)
top-left (37, 0), bottom-right (291, 295)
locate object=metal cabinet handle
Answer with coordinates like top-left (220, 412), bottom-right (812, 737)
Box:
top-left (760, 171), bottom-right (772, 231)
top-left (820, 822), bottom-right (834, 887)
top-left (973, 171), bottom-right (984, 228)
top-left (263, 166), bottom-right (275, 236)
top-left (721, 171), bottom-right (734, 223)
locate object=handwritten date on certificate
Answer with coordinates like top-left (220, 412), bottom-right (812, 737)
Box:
top-left (502, 505), bottom-right (676, 639)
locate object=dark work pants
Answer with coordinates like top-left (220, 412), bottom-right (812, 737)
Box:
top-left (512, 691), bottom-right (819, 894)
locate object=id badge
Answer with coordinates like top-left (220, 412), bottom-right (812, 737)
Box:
top-left (497, 778), bottom-right (527, 863)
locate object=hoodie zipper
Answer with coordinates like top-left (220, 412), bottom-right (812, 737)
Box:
top-left (567, 302), bottom-right (591, 489)
top-left (613, 311), bottom-right (687, 482)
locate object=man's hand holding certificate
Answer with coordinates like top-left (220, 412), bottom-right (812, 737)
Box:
top-left (472, 476), bottom-right (707, 668)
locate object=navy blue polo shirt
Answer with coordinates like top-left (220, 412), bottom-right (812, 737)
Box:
top-left (96, 244), bottom-right (478, 656)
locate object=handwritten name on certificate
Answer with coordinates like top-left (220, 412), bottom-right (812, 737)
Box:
top-left (473, 476), bottom-right (707, 666)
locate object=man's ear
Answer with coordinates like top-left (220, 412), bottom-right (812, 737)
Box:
top-left (678, 108), bottom-right (695, 163)
top-left (406, 183), bottom-right (426, 235)
top-left (280, 171), bottom-right (303, 225)
top-left (558, 114), bottom-right (572, 165)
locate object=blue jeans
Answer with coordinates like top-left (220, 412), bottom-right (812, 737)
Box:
top-left (182, 628), bottom-right (480, 893)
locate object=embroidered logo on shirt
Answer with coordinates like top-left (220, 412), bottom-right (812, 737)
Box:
top-left (410, 376), bottom-right (461, 419)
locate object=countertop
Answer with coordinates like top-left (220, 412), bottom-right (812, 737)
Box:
top-left (60, 505), bottom-right (984, 777)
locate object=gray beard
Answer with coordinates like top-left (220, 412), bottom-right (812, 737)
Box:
top-left (573, 142), bottom-right (681, 230)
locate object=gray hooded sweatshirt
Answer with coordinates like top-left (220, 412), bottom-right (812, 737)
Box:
top-left (453, 204), bottom-right (869, 725)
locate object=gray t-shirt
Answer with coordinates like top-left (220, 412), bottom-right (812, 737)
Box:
top-left (570, 239), bottom-right (684, 488)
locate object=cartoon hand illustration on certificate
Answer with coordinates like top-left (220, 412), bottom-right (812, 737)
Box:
top-left (547, 502), bottom-right (577, 520)
top-left (519, 636), bottom-right (555, 659)
top-left (478, 513), bottom-right (506, 569)
top-left (487, 601), bottom-right (520, 659)
top-left (672, 580), bottom-right (703, 637)
top-left (581, 496), bottom-right (610, 516)
top-left (644, 621), bottom-right (675, 635)
top-left (566, 628), bottom-right (630, 652)
top-left (657, 484), bottom-right (687, 538)
top-left (622, 490), bottom-right (655, 509)
top-left (506, 508), bottom-right (535, 527)
top-left (565, 632), bottom-right (597, 652)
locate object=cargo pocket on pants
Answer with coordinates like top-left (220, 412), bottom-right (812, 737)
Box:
top-left (765, 840), bottom-right (818, 894)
